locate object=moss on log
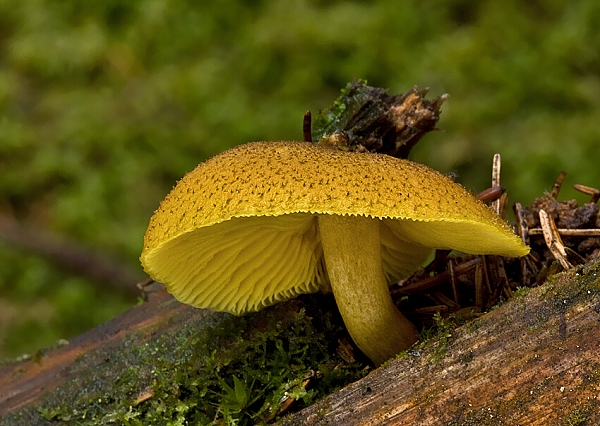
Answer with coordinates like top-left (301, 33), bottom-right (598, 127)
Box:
top-left (0, 283), bottom-right (364, 425)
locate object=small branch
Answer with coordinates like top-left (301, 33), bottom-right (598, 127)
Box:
top-left (573, 183), bottom-right (600, 204)
top-left (550, 170), bottom-right (567, 199)
top-left (392, 258), bottom-right (481, 295)
top-left (528, 228), bottom-right (600, 237)
top-left (302, 110), bottom-right (312, 142)
top-left (491, 153), bottom-right (502, 215)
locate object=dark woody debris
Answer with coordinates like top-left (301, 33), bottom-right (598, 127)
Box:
top-left (309, 80), bottom-right (447, 158)
top-left (391, 165), bottom-right (600, 329)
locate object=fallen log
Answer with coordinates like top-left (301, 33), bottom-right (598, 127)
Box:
top-left (280, 259), bottom-right (600, 425)
top-left (2, 259), bottom-right (599, 425)
top-left (0, 281), bottom-right (205, 418)
top-left (0, 282), bottom-right (360, 425)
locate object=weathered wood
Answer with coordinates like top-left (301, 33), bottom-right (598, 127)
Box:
top-left (0, 283), bottom-right (354, 425)
top-left (311, 82), bottom-right (447, 158)
top-left (0, 282), bottom-right (202, 417)
top-left (280, 259), bottom-right (600, 425)
top-left (3, 261), bottom-right (599, 425)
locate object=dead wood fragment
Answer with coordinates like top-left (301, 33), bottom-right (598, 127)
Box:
top-left (529, 228), bottom-right (600, 237)
top-left (539, 209), bottom-right (574, 269)
top-left (491, 153), bottom-right (502, 215)
top-left (477, 186), bottom-right (505, 204)
top-left (311, 81), bottom-right (447, 158)
top-left (574, 183), bottom-right (600, 204)
top-left (392, 258), bottom-right (481, 296)
top-left (550, 170), bottom-right (568, 199)
top-left (302, 110), bottom-right (312, 142)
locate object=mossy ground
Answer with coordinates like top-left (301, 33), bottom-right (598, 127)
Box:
top-left (2, 295), bottom-right (370, 426)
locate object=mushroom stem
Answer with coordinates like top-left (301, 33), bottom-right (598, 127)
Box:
top-left (318, 214), bottom-right (418, 366)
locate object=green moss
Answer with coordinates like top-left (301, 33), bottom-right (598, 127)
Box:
top-left (4, 296), bottom-right (369, 426)
top-left (512, 286), bottom-right (531, 299)
top-left (560, 404), bottom-right (594, 426)
top-left (554, 261), bottom-right (600, 306)
top-left (311, 80), bottom-right (368, 142)
top-left (404, 311), bottom-right (459, 365)
top-left (458, 352), bottom-right (474, 364)
top-left (539, 282), bottom-right (556, 297)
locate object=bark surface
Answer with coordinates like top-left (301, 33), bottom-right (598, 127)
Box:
top-left (2, 261), bottom-right (599, 425)
top-left (279, 259), bottom-right (600, 425)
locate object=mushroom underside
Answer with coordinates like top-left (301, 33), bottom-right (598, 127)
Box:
top-left (141, 212), bottom-right (522, 315)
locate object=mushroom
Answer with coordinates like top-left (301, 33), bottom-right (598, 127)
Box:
top-left (141, 141), bottom-right (529, 366)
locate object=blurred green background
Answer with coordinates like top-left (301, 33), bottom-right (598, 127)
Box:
top-left (1, 0), bottom-right (599, 359)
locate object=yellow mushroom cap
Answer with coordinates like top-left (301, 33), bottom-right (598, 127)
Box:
top-left (141, 141), bottom-right (529, 314)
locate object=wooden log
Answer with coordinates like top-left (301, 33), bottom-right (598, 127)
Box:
top-left (279, 259), bottom-right (600, 425)
top-left (0, 282), bottom-right (351, 425)
top-left (2, 260), bottom-right (600, 425)
top-left (0, 282), bottom-right (202, 416)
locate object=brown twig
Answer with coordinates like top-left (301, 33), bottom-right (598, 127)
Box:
top-left (474, 261), bottom-right (485, 310)
top-left (448, 261), bottom-right (459, 307)
top-left (477, 186), bottom-right (505, 204)
top-left (392, 258), bottom-right (481, 295)
top-left (528, 228), bottom-right (600, 237)
top-left (432, 291), bottom-right (458, 309)
top-left (491, 153), bottom-right (501, 215)
top-left (538, 209), bottom-right (573, 269)
top-left (303, 110), bottom-right (312, 142)
top-left (573, 183), bottom-right (600, 204)
top-left (513, 202), bottom-right (530, 245)
top-left (550, 171), bottom-right (567, 199)
top-left (412, 305), bottom-right (449, 315)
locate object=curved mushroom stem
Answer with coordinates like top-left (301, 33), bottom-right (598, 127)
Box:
top-left (318, 214), bottom-right (418, 366)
